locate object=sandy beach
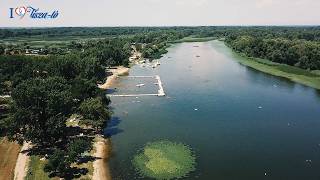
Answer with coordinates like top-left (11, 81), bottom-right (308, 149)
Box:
top-left (98, 66), bottom-right (129, 90)
top-left (92, 136), bottom-right (112, 180)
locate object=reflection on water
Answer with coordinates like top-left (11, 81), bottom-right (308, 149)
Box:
top-left (106, 41), bottom-right (320, 180)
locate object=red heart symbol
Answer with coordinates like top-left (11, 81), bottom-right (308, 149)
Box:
top-left (15, 6), bottom-right (27, 19)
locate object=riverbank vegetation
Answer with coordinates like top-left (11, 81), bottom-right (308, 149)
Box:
top-left (219, 27), bottom-right (320, 89)
top-left (233, 54), bottom-right (320, 89)
top-left (225, 35), bottom-right (320, 70)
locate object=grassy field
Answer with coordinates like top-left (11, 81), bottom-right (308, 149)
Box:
top-left (170, 36), bottom-right (216, 43)
top-left (0, 138), bottom-right (21, 180)
top-left (25, 156), bottom-right (53, 180)
top-left (234, 53), bottom-right (320, 90)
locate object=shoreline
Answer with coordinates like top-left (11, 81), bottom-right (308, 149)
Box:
top-left (236, 56), bottom-right (320, 90)
top-left (98, 66), bottom-right (129, 90)
top-left (94, 66), bottom-right (130, 180)
top-left (224, 42), bottom-right (320, 90)
top-left (92, 136), bottom-right (112, 180)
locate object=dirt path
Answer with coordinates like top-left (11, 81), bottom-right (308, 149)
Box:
top-left (92, 136), bottom-right (112, 180)
top-left (98, 66), bottom-right (129, 90)
top-left (14, 142), bottom-right (31, 180)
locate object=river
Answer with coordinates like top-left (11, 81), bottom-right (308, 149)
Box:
top-left (105, 40), bottom-right (320, 180)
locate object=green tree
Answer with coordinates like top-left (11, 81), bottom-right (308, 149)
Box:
top-left (44, 139), bottom-right (91, 178)
top-left (44, 149), bottom-right (67, 176)
top-left (7, 77), bottom-right (74, 145)
top-left (0, 45), bottom-right (4, 55)
top-left (79, 96), bottom-right (111, 132)
top-left (67, 139), bottom-right (91, 163)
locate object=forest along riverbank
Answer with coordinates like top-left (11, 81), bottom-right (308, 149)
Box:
top-left (234, 55), bottom-right (320, 90)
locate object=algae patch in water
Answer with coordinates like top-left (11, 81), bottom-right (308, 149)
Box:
top-left (132, 140), bottom-right (196, 179)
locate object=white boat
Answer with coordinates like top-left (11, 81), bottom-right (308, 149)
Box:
top-left (136, 84), bottom-right (145, 87)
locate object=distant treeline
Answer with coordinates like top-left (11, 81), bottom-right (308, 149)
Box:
top-left (226, 36), bottom-right (320, 70)
top-left (0, 27), bottom-right (189, 39)
top-left (1, 26), bottom-right (319, 40)
top-left (221, 27), bottom-right (320, 70)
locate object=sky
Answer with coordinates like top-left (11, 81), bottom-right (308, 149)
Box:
top-left (0, 0), bottom-right (319, 27)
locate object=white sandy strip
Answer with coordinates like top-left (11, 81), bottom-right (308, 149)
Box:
top-left (14, 142), bottom-right (31, 180)
top-left (0, 95), bottom-right (11, 98)
top-left (93, 137), bottom-right (112, 180)
top-left (98, 66), bottom-right (129, 90)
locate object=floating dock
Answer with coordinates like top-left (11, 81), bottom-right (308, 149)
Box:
top-left (108, 75), bottom-right (166, 97)
top-left (155, 75), bottom-right (165, 96)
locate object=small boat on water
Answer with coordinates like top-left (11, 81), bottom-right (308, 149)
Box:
top-left (196, 55), bottom-right (200, 58)
top-left (136, 84), bottom-right (145, 87)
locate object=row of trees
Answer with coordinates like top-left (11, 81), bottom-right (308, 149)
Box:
top-left (0, 27), bottom-right (187, 39)
top-left (132, 31), bottom-right (183, 59)
top-left (226, 35), bottom-right (320, 70)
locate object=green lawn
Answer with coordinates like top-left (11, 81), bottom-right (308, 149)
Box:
top-left (25, 156), bottom-right (53, 180)
top-left (234, 54), bottom-right (320, 90)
